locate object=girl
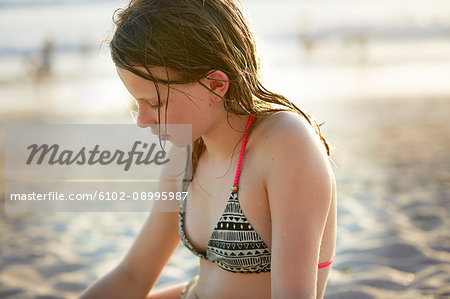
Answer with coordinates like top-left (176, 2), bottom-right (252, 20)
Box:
top-left (81, 0), bottom-right (336, 298)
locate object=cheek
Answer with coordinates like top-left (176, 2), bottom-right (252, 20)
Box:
top-left (166, 89), bottom-right (208, 122)
top-left (164, 102), bottom-right (205, 141)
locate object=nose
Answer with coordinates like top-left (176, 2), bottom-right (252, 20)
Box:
top-left (136, 102), bottom-right (157, 128)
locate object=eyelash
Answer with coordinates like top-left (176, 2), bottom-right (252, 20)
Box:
top-left (148, 102), bottom-right (161, 108)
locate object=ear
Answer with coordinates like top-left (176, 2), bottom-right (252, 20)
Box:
top-left (202, 70), bottom-right (229, 103)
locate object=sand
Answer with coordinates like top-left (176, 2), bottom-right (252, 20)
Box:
top-left (1, 95), bottom-right (449, 298)
top-left (318, 97), bottom-right (450, 298)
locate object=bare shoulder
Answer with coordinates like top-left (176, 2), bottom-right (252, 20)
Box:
top-left (251, 110), bottom-right (329, 163)
top-left (250, 110), bottom-right (333, 202)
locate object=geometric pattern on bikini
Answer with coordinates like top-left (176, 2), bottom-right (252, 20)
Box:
top-left (206, 190), bottom-right (271, 273)
top-left (178, 189), bottom-right (271, 274)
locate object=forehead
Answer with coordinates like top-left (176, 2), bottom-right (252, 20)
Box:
top-left (117, 66), bottom-right (185, 82)
top-left (116, 66), bottom-right (193, 100)
top-left (116, 67), bottom-right (153, 95)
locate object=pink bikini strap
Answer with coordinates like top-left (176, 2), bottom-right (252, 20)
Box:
top-left (318, 255), bottom-right (335, 269)
top-left (232, 114), bottom-right (255, 190)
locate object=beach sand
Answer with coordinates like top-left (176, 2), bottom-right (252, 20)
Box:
top-left (317, 97), bottom-right (450, 298)
top-left (1, 95), bottom-right (449, 298)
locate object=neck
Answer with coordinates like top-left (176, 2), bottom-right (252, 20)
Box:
top-left (201, 113), bottom-right (251, 163)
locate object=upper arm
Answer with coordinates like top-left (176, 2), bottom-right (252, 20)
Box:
top-left (260, 113), bottom-right (333, 298)
top-left (119, 145), bottom-right (188, 294)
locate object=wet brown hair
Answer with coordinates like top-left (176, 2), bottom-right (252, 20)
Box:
top-left (109, 0), bottom-right (331, 188)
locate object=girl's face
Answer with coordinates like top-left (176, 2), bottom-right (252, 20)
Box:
top-left (117, 66), bottom-right (219, 143)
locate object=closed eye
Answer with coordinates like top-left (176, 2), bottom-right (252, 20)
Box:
top-left (148, 102), bottom-right (161, 108)
top-left (136, 98), bottom-right (163, 109)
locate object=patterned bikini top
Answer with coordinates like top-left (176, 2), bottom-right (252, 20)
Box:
top-left (178, 114), bottom-right (271, 274)
top-left (179, 114), bottom-right (335, 273)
